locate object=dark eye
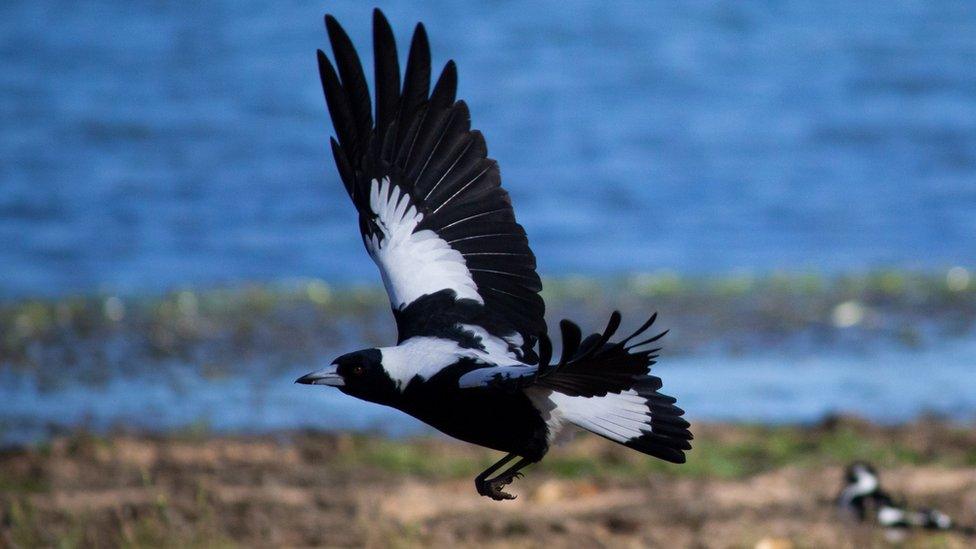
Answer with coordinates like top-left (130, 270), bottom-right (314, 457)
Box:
top-left (352, 365), bottom-right (365, 376)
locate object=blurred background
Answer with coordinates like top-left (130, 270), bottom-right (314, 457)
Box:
top-left (1, 1), bottom-right (975, 546)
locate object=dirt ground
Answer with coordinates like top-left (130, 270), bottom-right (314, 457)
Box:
top-left (2, 419), bottom-right (975, 548)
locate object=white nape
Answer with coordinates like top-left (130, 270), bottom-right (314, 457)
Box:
top-left (458, 323), bottom-right (521, 361)
top-left (838, 465), bottom-right (879, 506)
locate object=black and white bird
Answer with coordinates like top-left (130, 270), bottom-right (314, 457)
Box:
top-left (838, 462), bottom-right (958, 532)
top-left (296, 9), bottom-right (692, 500)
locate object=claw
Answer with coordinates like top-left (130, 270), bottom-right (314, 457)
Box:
top-left (477, 471), bottom-right (523, 500)
top-left (486, 479), bottom-right (517, 500)
top-left (474, 455), bottom-right (531, 502)
top-left (499, 471), bottom-right (523, 484)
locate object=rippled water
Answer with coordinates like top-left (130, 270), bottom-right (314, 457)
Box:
top-left (2, 1), bottom-right (975, 297)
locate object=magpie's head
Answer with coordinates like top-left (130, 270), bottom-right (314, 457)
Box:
top-left (844, 461), bottom-right (880, 495)
top-left (296, 348), bottom-right (398, 404)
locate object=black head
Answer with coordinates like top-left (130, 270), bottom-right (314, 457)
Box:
top-left (296, 348), bottom-right (398, 405)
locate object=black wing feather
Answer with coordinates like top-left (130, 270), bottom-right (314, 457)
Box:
top-left (536, 313), bottom-right (672, 398)
top-left (397, 23), bottom-right (431, 151)
top-left (317, 50), bottom-right (357, 193)
top-left (325, 15), bottom-right (372, 156)
top-left (372, 10), bottom-right (400, 136)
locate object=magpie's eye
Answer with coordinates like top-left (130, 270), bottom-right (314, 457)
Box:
top-left (351, 365), bottom-right (365, 376)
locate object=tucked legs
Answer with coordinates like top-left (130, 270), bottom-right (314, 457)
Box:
top-left (475, 453), bottom-right (533, 500)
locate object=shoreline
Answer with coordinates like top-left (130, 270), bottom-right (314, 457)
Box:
top-left (3, 268), bottom-right (975, 448)
top-left (4, 269), bottom-right (974, 371)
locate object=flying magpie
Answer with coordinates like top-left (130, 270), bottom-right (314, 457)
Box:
top-left (296, 9), bottom-right (692, 500)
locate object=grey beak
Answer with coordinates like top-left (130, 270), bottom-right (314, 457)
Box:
top-left (295, 364), bottom-right (344, 386)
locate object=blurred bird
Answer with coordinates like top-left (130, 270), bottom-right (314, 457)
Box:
top-left (838, 462), bottom-right (965, 533)
top-left (296, 9), bottom-right (692, 500)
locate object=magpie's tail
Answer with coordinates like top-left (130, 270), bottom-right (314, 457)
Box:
top-left (534, 312), bottom-right (693, 464)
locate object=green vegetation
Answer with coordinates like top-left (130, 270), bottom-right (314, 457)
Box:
top-left (324, 418), bottom-right (976, 481)
top-left (2, 269), bottom-right (973, 378)
top-left (335, 435), bottom-right (496, 478)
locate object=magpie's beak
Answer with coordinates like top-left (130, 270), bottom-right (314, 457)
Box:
top-left (295, 364), bottom-right (344, 386)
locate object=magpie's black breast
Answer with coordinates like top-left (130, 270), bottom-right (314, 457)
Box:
top-left (399, 372), bottom-right (549, 461)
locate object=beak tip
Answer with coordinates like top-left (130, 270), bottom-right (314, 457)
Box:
top-left (295, 367), bottom-right (344, 387)
top-left (295, 374), bottom-right (317, 385)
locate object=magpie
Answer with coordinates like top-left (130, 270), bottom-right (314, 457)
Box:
top-left (838, 462), bottom-right (964, 532)
top-left (296, 9), bottom-right (692, 500)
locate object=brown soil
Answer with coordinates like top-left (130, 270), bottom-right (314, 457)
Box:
top-left (2, 422), bottom-right (975, 548)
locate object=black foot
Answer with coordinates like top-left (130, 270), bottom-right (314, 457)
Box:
top-left (476, 471), bottom-right (523, 501)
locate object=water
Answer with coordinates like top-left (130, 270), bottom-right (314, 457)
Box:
top-left (2, 1), bottom-right (975, 298)
top-left (4, 338), bottom-right (975, 445)
top-left (2, 2), bottom-right (975, 439)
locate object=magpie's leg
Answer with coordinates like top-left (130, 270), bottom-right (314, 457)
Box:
top-left (475, 453), bottom-right (516, 498)
top-left (479, 456), bottom-right (533, 501)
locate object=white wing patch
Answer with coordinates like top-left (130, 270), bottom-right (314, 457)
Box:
top-left (366, 177), bottom-right (482, 309)
top-left (380, 325), bottom-right (528, 391)
top-left (526, 387), bottom-right (653, 444)
top-left (454, 323), bottom-right (529, 388)
top-left (458, 324), bottom-right (521, 361)
top-left (877, 505), bottom-right (907, 527)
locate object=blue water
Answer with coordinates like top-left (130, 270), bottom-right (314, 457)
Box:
top-left (3, 1), bottom-right (976, 298)
top-left (2, 2), bottom-right (976, 439)
top-left (4, 339), bottom-right (975, 445)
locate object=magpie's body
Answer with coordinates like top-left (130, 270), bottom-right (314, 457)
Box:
top-left (839, 462), bottom-right (961, 532)
top-left (297, 10), bottom-right (692, 500)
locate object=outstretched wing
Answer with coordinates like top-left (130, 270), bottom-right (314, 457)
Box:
top-left (318, 10), bottom-right (545, 351)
